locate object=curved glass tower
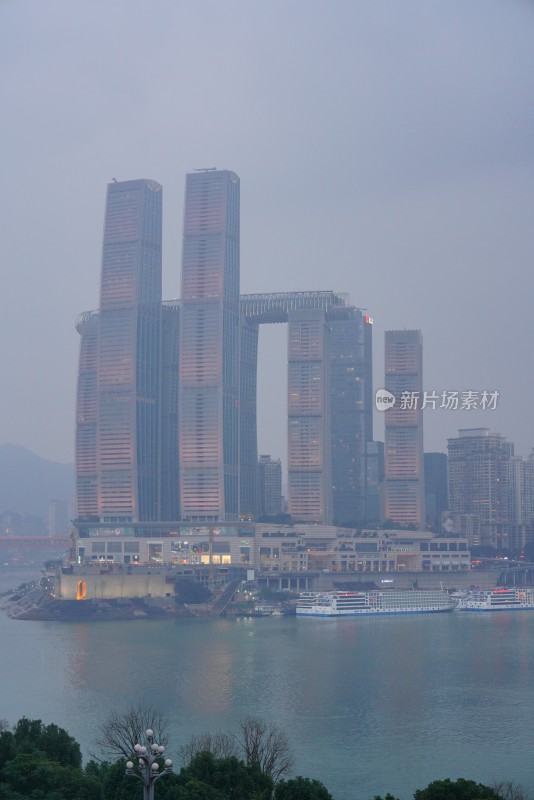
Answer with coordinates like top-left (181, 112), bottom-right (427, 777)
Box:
top-left (75, 178), bottom-right (162, 524)
top-left (179, 170), bottom-right (240, 521)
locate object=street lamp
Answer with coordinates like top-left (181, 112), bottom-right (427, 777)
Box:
top-left (125, 729), bottom-right (173, 800)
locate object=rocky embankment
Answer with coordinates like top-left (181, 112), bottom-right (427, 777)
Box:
top-left (0, 586), bottom-right (197, 621)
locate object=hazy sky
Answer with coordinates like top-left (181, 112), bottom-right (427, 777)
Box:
top-left (1, 0), bottom-right (533, 470)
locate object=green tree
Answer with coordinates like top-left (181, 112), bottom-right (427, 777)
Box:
top-left (100, 757), bottom-right (148, 800)
top-left (414, 778), bottom-right (502, 800)
top-left (0, 719), bottom-right (99, 800)
top-left (11, 717), bottom-right (82, 769)
top-left (174, 578), bottom-right (212, 605)
top-left (173, 751), bottom-right (273, 800)
top-left (179, 716), bottom-right (294, 784)
top-left (0, 730), bottom-right (16, 771)
top-left (274, 776), bottom-right (334, 800)
top-left (1, 752), bottom-right (100, 800)
top-left (166, 779), bottom-right (225, 800)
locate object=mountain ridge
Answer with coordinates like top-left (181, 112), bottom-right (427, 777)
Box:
top-left (0, 443), bottom-right (74, 519)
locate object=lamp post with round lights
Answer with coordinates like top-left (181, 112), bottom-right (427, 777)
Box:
top-left (125, 729), bottom-right (173, 800)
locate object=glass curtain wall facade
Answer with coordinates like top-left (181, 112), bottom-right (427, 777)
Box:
top-left (424, 452), bottom-right (448, 532)
top-left (329, 310), bottom-right (372, 525)
top-left (75, 177), bottom-right (377, 531)
top-left (384, 329), bottom-right (425, 528)
top-left (258, 455), bottom-right (283, 517)
top-left (448, 428), bottom-right (511, 547)
top-left (75, 311), bottom-right (99, 520)
top-left (160, 303), bottom-right (180, 521)
top-left (179, 170), bottom-right (240, 521)
top-left (239, 317), bottom-right (260, 518)
top-left (287, 308), bottom-right (332, 523)
top-left (75, 179), bottom-right (162, 524)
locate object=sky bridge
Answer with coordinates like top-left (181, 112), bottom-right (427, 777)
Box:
top-left (240, 291), bottom-right (354, 323)
top-left (80, 291), bottom-right (358, 332)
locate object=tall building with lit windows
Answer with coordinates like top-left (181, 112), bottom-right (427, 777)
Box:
top-left (258, 455), bottom-right (283, 518)
top-left (75, 173), bottom-right (375, 534)
top-left (178, 170), bottom-right (240, 521)
top-left (330, 310), bottom-right (373, 525)
top-left (75, 178), bottom-right (162, 524)
top-left (384, 330), bottom-right (425, 528)
top-left (447, 428), bottom-right (512, 548)
top-left (287, 308), bottom-right (332, 523)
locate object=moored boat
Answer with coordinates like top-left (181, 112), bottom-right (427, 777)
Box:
top-left (296, 589), bottom-right (455, 617)
top-left (455, 587), bottom-right (534, 611)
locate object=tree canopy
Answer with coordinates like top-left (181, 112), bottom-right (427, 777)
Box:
top-left (0, 720), bottom-right (99, 800)
top-left (0, 715), bottom-right (527, 800)
top-left (274, 776), bottom-right (334, 800)
top-left (413, 778), bottom-right (503, 800)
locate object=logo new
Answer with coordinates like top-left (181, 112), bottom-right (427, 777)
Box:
top-left (375, 389), bottom-right (396, 411)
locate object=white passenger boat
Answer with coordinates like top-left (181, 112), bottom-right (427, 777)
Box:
top-left (296, 589), bottom-right (455, 616)
top-left (455, 587), bottom-right (534, 611)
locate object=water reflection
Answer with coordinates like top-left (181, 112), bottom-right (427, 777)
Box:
top-left (1, 607), bottom-right (534, 800)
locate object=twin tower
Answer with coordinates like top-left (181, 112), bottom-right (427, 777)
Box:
top-left (75, 171), bottom-right (373, 529)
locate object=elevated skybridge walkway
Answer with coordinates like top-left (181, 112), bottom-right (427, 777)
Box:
top-left (161, 290), bottom-right (360, 323)
top-left (240, 291), bottom-right (356, 323)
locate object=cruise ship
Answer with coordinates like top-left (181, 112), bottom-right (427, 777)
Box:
top-left (455, 587), bottom-right (534, 612)
top-left (296, 589), bottom-right (455, 617)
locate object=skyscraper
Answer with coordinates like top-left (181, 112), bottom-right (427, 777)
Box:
top-left (75, 175), bottom-right (374, 533)
top-left (424, 452), bottom-right (448, 532)
top-left (160, 302), bottom-right (180, 522)
top-left (258, 455), bottom-right (283, 518)
top-left (75, 309), bottom-right (99, 521)
top-left (238, 291), bottom-right (369, 523)
top-left (75, 178), bottom-right (162, 524)
top-left (287, 308), bottom-right (332, 523)
top-left (329, 310), bottom-right (373, 525)
top-left (179, 170), bottom-right (240, 521)
top-left (384, 330), bottom-right (425, 528)
top-left (448, 428), bottom-right (512, 547)
top-left (365, 440), bottom-right (385, 526)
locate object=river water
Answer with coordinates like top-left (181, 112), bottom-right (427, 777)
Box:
top-left (1, 565), bottom-right (534, 800)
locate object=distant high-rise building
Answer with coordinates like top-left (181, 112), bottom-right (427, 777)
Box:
top-left (424, 452), bottom-right (448, 532)
top-left (258, 455), bottom-right (283, 518)
top-left (384, 330), bottom-right (425, 528)
top-left (523, 449), bottom-right (534, 529)
top-left (75, 176), bottom-right (375, 533)
top-left (366, 440), bottom-right (385, 526)
top-left (160, 302), bottom-right (180, 521)
top-left (75, 310), bottom-right (99, 521)
top-left (75, 179), bottom-right (162, 524)
top-left (287, 308), bottom-right (332, 523)
top-left (448, 428), bottom-right (512, 548)
top-left (330, 311), bottom-right (373, 525)
top-left (48, 499), bottom-right (68, 536)
top-left (239, 316), bottom-right (260, 518)
top-left (238, 292), bottom-right (371, 524)
top-left (179, 170), bottom-right (240, 521)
